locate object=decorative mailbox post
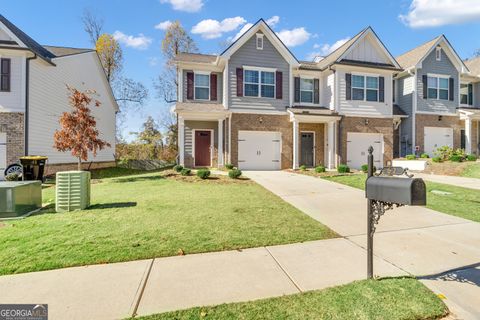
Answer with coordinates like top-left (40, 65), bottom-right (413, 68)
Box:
top-left (365, 146), bottom-right (426, 279)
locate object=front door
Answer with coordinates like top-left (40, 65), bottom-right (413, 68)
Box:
top-left (194, 130), bottom-right (211, 167)
top-left (300, 132), bottom-right (314, 167)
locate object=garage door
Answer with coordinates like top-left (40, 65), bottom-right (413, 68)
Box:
top-left (0, 132), bottom-right (6, 179)
top-left (424, 127), bottom-right (453, 157)
top-left (347, 132), bottom-right (383, 170)
top-left (238, 131), bottom-right (281, 170)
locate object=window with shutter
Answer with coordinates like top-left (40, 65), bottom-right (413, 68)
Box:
top-left (0, 58), bottom-right (11, 92)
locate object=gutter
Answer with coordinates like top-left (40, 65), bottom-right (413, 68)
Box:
top-left (25, 54), bottom-right (37, 156)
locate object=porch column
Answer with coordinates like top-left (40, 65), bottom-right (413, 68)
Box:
top-left (178, 116), bottom-right (185, 166)
top-left (218, 119), bottom-right (224, 167)
top-left (292, 120), bottom-right (299, 169)
top-left (465, 117), bottom-right (472, 154)
top-left (327, 121), bottom-right (335, 169)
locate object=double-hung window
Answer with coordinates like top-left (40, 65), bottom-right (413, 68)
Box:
top-left (427, 76), bottom-right (448, 100)
top-left (244, 69), bottom-right (275, 98)
top-left (300, 78), bottom-right (314, 103)
top-left (352, 75), bottom-right (379, 102)
top-left (194, 73), bottom-right (210, 100)
top-left (460, 83), bottom-right (471, 105)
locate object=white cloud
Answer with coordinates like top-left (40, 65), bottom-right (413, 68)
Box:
top-left (266, 16), bottom-right (280, 27)
top-left (191, 16), bottom-right (246, 39)
top-left (160, 0), bottom-right (203, 12)
top-left (113, 31), bottom-right (153, 50)
top-left (155, 20), bottom-right (172, 30)
top-left (399, 0), bottom-right (480, 28)
top-left (277, 27), bottom-right (311, 47)
top-left (306, 37), bottom-right (350, 60)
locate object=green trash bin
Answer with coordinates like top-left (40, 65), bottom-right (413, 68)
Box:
top-left (20, 156), bottom-right (48, 181)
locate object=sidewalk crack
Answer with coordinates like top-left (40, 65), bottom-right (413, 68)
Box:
top-left (265, 247), bottom-right (303, 293)
top-left (131, 258), bottom-right (155, 318)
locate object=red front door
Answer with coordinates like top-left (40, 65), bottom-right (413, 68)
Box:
top-left (195, 130), bottom-right (211, 167)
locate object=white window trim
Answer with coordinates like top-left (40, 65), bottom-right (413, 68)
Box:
top-left (256, 33), bottom-right (264, 50)
top-left (436, 47), bottom-right (442, 61)
top-left (299, 78), bottom-right (315, 104)
top-left (427, 74), bottom-right (449, 101)
top-left (460, 82), bottom-right (472, 106)
top-left (243, 67), bottom-right (276, 99)
top-left (194, 71), bottom-right (211, 101)
top-left (351, 74), bottom-right (379, 102)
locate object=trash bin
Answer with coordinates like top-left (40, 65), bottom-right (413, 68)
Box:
top-left (20, 156), bottom-right (48, 181)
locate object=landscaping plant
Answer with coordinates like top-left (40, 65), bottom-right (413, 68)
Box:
top-left (299, 165), bottom-right (307, 171)
top-left (173, 164), bottom-right (183, 172)
top-left (466, 154), bottom-right (477, 161)
top-left (432, 157), bottom-right (442, 163)
top-left (225, 163), bottom-right (234, 170)
top-left (405, 154), bottom-right (416, 160)
top-left (315, 165), bottom-right (326, 173)
top-left (196, 169), bottom-right (211, 179)
top-left (228, 169), bottom-right (242, 179)
top-left (337, 164), bottom-right (350, 173)
top-left (434, 146), bottom-right (454, 162)
top-left (420, 153), bottom-right (429, 158)
top-left (449, 155), bottom-right (463, 162)
top-left (180, 168), bottom-right (191, 176)
top-left (361, 164), bottom-right (376, 173)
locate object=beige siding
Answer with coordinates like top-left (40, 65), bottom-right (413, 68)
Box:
top-left (0, 53), bottom-right (24, 112)
top-left (28, 52), bottom-right (116, 164)
top-left (343, 34), bottom-right (392, 64)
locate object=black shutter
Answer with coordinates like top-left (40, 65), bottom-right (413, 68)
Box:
top-left (314, 78), bottom-right (319, 104)
top-left (449, 77), bottom-right (454, 101)
top-left (345, 73), bottom-right (351, 100)
top-left (275, 71), bottom-right (282, 99)
top-left (236, 68), bottom-right (243, 97)
top-left (210, 73), bottom-right (217, 101)
top-left (378, 76), bottom-right (385, 102)
top-left (294, 77), bottom-right (300, 103)
top-left (186, 72), bottom-right (194, 100)
top-left (468, 83), bottom-right (473, 105)
top-left (0, 58), bottom-right (11, 92)
top-left (422, 75), bottom-right (428, 99)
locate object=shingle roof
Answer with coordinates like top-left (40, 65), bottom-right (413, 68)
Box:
top-left (44, 46), bottom-right (93, 57)
top-left (298, 60), bottom-right (323, 70)
top-left (175, 52), bottom-right (218, 64)
top-left (464, 56), bottom-right (480, 76)
top-left (395, 36), bottom-right (441, 69)
top-left (175, 102), bottom-right (226, 113)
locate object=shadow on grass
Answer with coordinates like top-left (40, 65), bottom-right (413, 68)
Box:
top-left (88, 202), bottom-right (137, 210)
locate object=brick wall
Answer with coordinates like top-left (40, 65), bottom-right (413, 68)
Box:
top-left (339, 117), bottom-right (394, 165)
top-left (472, 120), bottom-right (479, 155)
top-left (231, 113), bottom-right (293, 169)
top-left (0, 112), bottom-right (25, 165)
top-left (299, 123), bottom-right (325, 166)
top-left (415, 114), bottom-right (463, 153)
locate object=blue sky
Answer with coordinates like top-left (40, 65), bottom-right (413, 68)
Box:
top-left (2, 0), bottom-right (480, 140)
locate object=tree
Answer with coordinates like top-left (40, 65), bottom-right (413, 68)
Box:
top-left (96, 34), bottom-right (123, 83)
top-left (82, 9), bottom-right (104, 46)
top-left (54, 86), bottom-right (110, 170)
top-left (136, 116), bottom-right (163, 147)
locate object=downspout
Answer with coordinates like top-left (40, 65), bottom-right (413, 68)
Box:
top-left (25, 54), bottom-right (37, 156)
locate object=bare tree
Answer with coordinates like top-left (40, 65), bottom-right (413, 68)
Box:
top-left (82, 9), bottom-right (104, 46)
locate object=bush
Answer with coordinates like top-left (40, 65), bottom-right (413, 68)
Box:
top-left (315, 165), bottom-right (326, 173)
top-left (420, 153), bottom-right (429, 159)
top-left (406, 154), bottom-right (416, 160)
top-left (196, 169), bottom-right (211, 179)
top-left (337, 164), bottom-right (350, 173)
top-left (466, 154), bottom-right (477, 161)
top-left (228, 169), bottom-right (242, 179)
top-left (180, 168), bottom-right (191, 176)
top-left (5, 173), bottom-right (19, 181)
top-left (449, 155), bottom-right (463, 162)
top-left (299, 165), bottom-right (307, 171)
top-left (360, 164), bottom-right (376, 173)
top-left (434, 146), bottom-right (453, 161)
top-left (174, 165), bottom-right (183, 173)
top-left (432, 157), bottom-right (442, 163)
top-left (225, 163), bottom-right (234, 170)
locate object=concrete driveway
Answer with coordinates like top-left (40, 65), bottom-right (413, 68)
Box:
top-left (245, 170), bottom-right (480, 320)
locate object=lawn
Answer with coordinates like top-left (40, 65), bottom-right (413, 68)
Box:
top-left (461, 162), bottom-right (480, 179)
top-left (0, 169), bottom-right (336, 275)
top-left (322, 173), bottom-right (480, 222)
top-left (134, 278), bottom-right (447, 320)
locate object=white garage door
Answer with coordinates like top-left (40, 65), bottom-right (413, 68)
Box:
top-left (238, 131), bottom-right (281, 170)
top-left (424, 127), bottom-right (453, 157)
top-left (0, 132), bottom-right (6, 179)
top-left (347, 132), bottom-right (383, 170)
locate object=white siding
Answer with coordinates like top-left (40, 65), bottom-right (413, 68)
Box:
top-left (0, 52), bottom-right (24, 112)
top-left (28, 52), bottom-right (116, 164)
top-left (0, 29), bottom-right (13, 41)
top-left (321, 71), bottom-right (335, 109)
top-left (343, 34), bottom-right (391, 64)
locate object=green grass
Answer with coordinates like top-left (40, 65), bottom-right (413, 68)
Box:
top-left (133, 278), bottom-right (447, 320)
top-left (0, 170), bottom-right (336, 275)
top-left (323, 173), bottom-right (480, 222)
top-left (461, 162), bottom-right (480, 179)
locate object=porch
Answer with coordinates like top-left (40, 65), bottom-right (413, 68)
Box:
top-left (459, 108), bottom-right (480, 155)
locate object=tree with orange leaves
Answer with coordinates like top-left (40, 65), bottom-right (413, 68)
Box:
top-left (54, 86), bottom-right (111, 170)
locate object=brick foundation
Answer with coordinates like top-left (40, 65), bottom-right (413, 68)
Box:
top-left (471, 120), bottom-right (479, 155)
top-left (415, 114), bottom-right (463, 153)
top-left (0, 112), bottom-right (25, 166)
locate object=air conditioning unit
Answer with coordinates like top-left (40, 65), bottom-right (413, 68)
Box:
top-left (55, 171), bottom-right (90, 212)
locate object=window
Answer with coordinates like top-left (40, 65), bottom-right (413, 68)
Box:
top-left (351, 75), bottom-right (379, 102)
top-left (244, 69), bottom-right (275, 98)
top-left (436, 47), bottom-right (441, 61)
top-left (300, 78), bottom-right (314, 103)
top-left (0, 58), bottom-right (11, 92)
top-left (427, 76), bottom-right (449, 100)
top-left (460, 83), bottom-right (470, 105)
top-left (194, 73), bottom-right (210, 100)
top-left (256, 33), bottom-right (263, 50)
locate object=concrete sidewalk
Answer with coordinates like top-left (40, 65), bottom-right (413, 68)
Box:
top-left (412, 172), bottom-right (480, 190)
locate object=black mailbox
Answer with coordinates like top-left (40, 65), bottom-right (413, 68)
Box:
top-left (366, 176), bottom-right (426, 206)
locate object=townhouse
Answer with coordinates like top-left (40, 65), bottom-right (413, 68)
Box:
top-left (174, 19), bottom-right (404, 170)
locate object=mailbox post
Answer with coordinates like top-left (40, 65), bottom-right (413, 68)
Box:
top-left (365, 146), bottom-right (426, 279)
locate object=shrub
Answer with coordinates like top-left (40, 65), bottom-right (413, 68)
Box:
top-left (432, 157), bottom-right (442, 163)
top-left (434, 146), bottom-right (453, 161)
top-left (225, 163), bottom-right (234, 170)
top-left (337, 164), bottom-right (350, 173)
top-left (228, 169), bottom-right (242, 179)
top-left (180, 168), bottom-right (191, 176)
top-left (466, 154), bottom-right (477, 161)
top-left (360, 164), bottom-right (376, 173)
top-left (315, 165), bottom-right (326, 173)
top-left (5, 173), bottom-right (19, 181)
top-left (406, 154), bottom-right (416, 160)
top-left (449, 155), bottom-right (463, 162)
top-left (174, 165), bottom-right (183, 173)
top-left (420, 153), bottom-right (429, 159)
top-left (299, 165), bottom-right (307, 171)
top-left (196, 169), bottom-right (211, 179)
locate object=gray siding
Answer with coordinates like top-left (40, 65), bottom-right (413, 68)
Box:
top-left (396, 75), bottom-right (414, 156)
top-left (182, 70), bottom-right (223, 104)
top-left (474, 82), bottom-right (480, 108)
top-left (228, 32), bottom-right (290, 112)
top-left (417, 48), bottom-right (459, 113)
top-left (184, 121), bottom-right (218, 160)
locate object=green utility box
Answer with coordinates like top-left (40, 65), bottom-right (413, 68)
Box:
top-left (0, 181), bottom-right (42, 218)
top-left (56, 171), bottom-right (91, 212)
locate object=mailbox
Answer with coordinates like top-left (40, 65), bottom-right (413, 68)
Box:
top-left (366, 176), bottom-right (426, 206)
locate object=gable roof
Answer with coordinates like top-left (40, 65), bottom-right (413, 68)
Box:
top-left (44, 45), bottom-right (93, 57)
top-left (175, 52), bottom-right (218, 64)
top-left (464, 56), bottom-right (480, 76)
